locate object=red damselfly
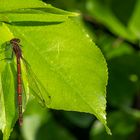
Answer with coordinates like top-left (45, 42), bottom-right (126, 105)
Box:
top-left (0, 38), bottom-right (51, 126)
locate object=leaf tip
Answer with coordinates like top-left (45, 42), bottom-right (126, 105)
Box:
top-left (105, 126), bottom-right (112, 135)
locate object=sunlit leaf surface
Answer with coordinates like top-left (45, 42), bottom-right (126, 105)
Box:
top-left (0, 0), bottom-right (110, 139)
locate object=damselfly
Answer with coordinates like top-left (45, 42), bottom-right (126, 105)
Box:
top-left (0, 38), bottom-right (51, 126)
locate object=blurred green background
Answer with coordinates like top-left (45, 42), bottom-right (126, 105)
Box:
top-left (1, 0), bottom-right (140, 140)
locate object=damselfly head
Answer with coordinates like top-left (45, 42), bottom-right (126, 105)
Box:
top-left (10, 38), bottom-right (20, 44)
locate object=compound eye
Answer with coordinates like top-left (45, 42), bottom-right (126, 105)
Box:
top-left (10, 38), bottom-right (20, 43)
top-left (16, 38), bottom-right (20, 43)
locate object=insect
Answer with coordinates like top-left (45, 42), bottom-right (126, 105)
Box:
top-left (0, 38), bottom-right (51, 126)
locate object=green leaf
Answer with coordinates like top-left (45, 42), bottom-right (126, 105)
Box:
top-left (0, 1), bottom-right (110, 139)
top-left (0, 23), bottom-right (13, 43)
top-left (96, 31), bottom-right (135, 60)
top-left (0, 0), bottom-right (78, 16)
top-left (0, 24), bottom-right (17, 140)
top-left (0, 13), bottom-right (68, 23)
top-left (0, 0), bottom-right (49, 11)
top-left (0, 63), bottom-right (17, 140)
top-left (110, 0), bottom-right (137, 25)
top-left (128, 0), bottom-right (140, 39)
top-left (0, 1), bottom-right (78, 25)
top-left (8, 18), bottom-right (110, 133)
top-left (86, 0), bottom-right (137, 42)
